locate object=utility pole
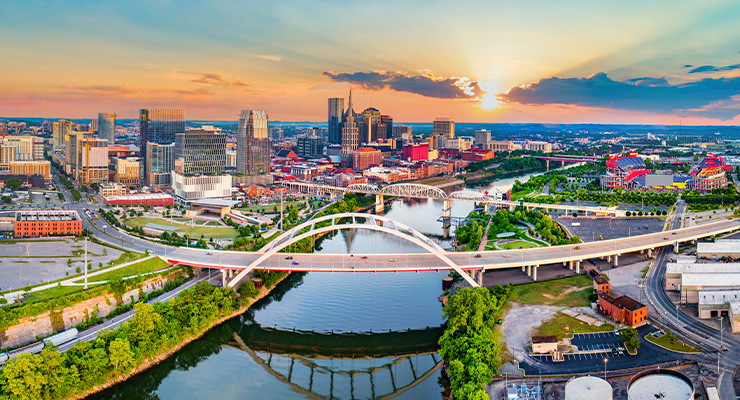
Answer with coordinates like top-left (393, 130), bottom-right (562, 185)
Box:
top-left (84, 237), bottom-right (88, 290)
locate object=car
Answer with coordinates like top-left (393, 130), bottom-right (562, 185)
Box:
top-left (361, 256), bottom-right (368, 259)
top-left (389, 258), bottom-right (397, 262)
top-left (503, 254), bottom-right (511, 258)
top-left (292, 261), bottom-right (299, 265)
top-left (613, 329), bottom-right (620, 334)
top-left (206, 252), bottom-right (212, 255)
top-left (574, 246), bottom-right (581, 250)
top-left (474, 254), bottom-right (482, 258)
top-left (611, 348), bottom-right (619, 356)
top-left (285, 256), bottom-right (293, 260)
top-left (672, 232), bottom-right (677, 235)
top-left (663, 237), bottom-right (668, 240)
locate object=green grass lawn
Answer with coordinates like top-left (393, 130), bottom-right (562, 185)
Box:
top-left (499, 240), bottom-right (539, 249)
top-left (22, 285), bottom-right (97, 304)
top-left (81, 257), bottom-right (170, 282)
top-left (534, 312), bottom-right (614, 340)
top-left (105, 251), bottom-right (145, 267)
top-left (237, 201), bottom-right (305, 214)
top-left (124, 217), bottom-right (238, 239)
top-left (645, 332), bottom-right (700, 353)
top-left (509, 275), bottom-right (594, 307)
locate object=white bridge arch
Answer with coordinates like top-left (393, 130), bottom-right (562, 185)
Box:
top-left (227, 212), bottom-right (479, 288)
top-left (345, 183), bottom-right (448, 199)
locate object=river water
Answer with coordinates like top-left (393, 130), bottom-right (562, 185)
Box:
top-left (92, 169), bottom-right (557, 400)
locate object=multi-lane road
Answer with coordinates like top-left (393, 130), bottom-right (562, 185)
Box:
top-left (644, 201), bottom-right (740, 399)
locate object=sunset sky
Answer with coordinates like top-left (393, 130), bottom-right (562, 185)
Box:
top-left (2, 0), bottom-right (740, 124)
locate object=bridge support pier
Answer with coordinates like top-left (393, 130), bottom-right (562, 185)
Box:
top-left (526, 265), bottom-right (532, 277)
top-left (614, 255), bottom-right (619, 267)
top-left (576, 261), bottom-right (580, 274)
top-left (375, 194), bottom-right (384, 214)
top-left (647, 248), bottom-right (652, 258)
top-left (533, 265), bottom-right (538, 281)
top-left (221, 269), bottom-right (227, 287)
top-left (477, 269), bottom-right (483, 286)
top-left (568, 261), bottom-right (573, 270)
top-left (522, 265), bottom-right (526, 273)
top-left (561, 160), bottom-right (565, 168)
top-left (674, 242), bottom-right (679, 253)
top-left (545, 159), bottom-right (550, 171)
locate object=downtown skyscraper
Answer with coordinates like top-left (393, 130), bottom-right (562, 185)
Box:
top-left (340, 90), bottom-right (358, 168)
top-left (237, 110), bottom-right (270, 175)
top-left (139, 109), bottom-right (185, 185)
top-left (328, 97), bottom-right (344, 145)
top-left (97, 113), bottom-right (116, 145)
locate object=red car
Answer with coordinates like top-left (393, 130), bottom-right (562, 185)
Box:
top-left (361, 256), bottom-right (368, 259)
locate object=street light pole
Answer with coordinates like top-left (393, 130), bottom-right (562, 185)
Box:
top-left (603, 358), bottom-right (607, 380)
top-left (719, 316), bottom-right (724, 350)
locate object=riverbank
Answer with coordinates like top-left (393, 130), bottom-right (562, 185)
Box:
top-left (68, 273), bottom-right (290, 400)
top-left (464, 167), bottom-right (547, 186)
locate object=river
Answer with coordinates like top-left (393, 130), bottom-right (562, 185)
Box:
top-left (91, 168), bottom-right (553, 400)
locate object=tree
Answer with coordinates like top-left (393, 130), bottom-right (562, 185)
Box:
top-left (4, 177), bottom-right (22, 191)
top-left (619, 327), bottom-right (641, 352)
top-left (108, 338), bottom-right (135, 373)
top-left (0, 353), bottom-right (45, 400)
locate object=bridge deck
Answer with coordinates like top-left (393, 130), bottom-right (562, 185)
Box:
top-left (164, 219), bottom-right (739, 273)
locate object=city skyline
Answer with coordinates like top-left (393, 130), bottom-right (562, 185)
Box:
top-left (1, 1), bottom-right (740, 125)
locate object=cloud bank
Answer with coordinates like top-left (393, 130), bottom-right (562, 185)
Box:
top-left (499, 72), bottom-right (740, 119)
top-left (688, 63), bottom-right (740, 74)
top-left (322, 71), bottom-right (484, 99)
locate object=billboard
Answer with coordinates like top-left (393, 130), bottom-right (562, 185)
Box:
top-left (645, 174), bottom-right (673, 187)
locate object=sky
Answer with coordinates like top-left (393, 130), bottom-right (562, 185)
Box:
top-left (2, 0), bottom-right (740, 125)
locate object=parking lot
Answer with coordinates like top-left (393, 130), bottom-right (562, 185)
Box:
top-left (554, 216), bottom-right (665, 242)
top-left (521, 325), bottom-right (683, 375)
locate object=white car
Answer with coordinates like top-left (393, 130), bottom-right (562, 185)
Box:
top-left (389, 258), bottom-right (397, 262)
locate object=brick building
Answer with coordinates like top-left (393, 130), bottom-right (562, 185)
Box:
top-left (352, 147), bottom-right (382, 171)
top-left (597, 293), bottom-right (647, 327)
top-left (402, 143), bottom-right (429, 162)
top-left (14, 210), bottom-right (82, 237)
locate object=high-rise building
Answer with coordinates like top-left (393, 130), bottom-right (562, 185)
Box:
top-left (98, 113), bottom-right (116, 145)
top-left (297, 135), bottom-right (324, 159)
top-left (52, 120), bottom-right (72, 151)
top-left (1, 136), bottom-right (44, 161)
top-left (328, 98), bottom-right (344, 145)
top-left (139, 109), bottom-right (185, 184)
top-left (475, 129), bottom-right (491, 147)
top-left (361, 107), bottom-right (381, 143)
top-left (340, 90), bottom-right (359, 168)
top-left (175, 129), bottom-right (226, 176)
top-left (393, 125), bottom-right (412, 139)
top-left (433, 118), bottom-right (455, 138)
top-left (76, 138), bottom-right (109, 185)
top-left (113, 157), bottom-right (140, 187)
top-left (146, 142), bottom-right (175, 187)
top-left (380, 115), bottom-right (393, 140)
top-left (237, 110), bottom-right (270, 175)
top-left (171, 172), bottom-right (232, 206)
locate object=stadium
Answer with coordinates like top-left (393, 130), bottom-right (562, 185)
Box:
top-left (601, 152), bottom-right (651, 189)
top-left (690, 153), bottom-right (732, 193)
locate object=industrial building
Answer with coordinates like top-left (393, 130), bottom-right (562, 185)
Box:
top-left (14, 210), bottom-right (82, 237)
top-left (597, 293), bottom-right (647, 327)
top-left (697, 240), bottom-right (740, 260)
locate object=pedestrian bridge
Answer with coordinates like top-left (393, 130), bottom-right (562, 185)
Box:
top-left (161, 214), bottom-right (740, 289)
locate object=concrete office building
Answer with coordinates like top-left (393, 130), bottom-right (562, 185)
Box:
top-left (139, 109), bottom-right (185, 185)
top-left (328, 98), bottom-right (344, 145)
top-left (475, 129), bottom-right (491, 147)
top-left (146, 142), bottom-right (175, 187)
top-left (237, 110), bottom-right (270, 175)
top-left (97, 113), bottom-right (116, 145)
top-left (525, 140), bottom-right (553, 153)
top-left (113, 157), bottom-right (140, 187)
top-left (380, 115), bottom-right (393, 140)
top-left (297, 135), bottom-right (324, 159)
top-left (175, 129), bottom-right (226, 176)
top-left (361, 107), bottom-right (381, 143)
top-left (433, 118), bottom-right (455, 138)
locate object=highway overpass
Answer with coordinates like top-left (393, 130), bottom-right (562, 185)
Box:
top-left (159, 214), bottom-right (740, 288)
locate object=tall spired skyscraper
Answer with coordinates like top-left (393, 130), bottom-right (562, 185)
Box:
top-left (98, 112), bottom-right (116, 145)
top-left (139, 109), bottom-right (185, 185)
top-left (328, 98), bottom-right (344, 145)
top-left (340, 90), bottom-right (358, 168)
top-left (237, 110), bottom-right (270, 175)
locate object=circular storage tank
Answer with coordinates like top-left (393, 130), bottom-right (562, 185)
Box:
top-left (628, 369), bottom-right (694, 400)
top-left (565, 376), bottom-right (613, 400)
